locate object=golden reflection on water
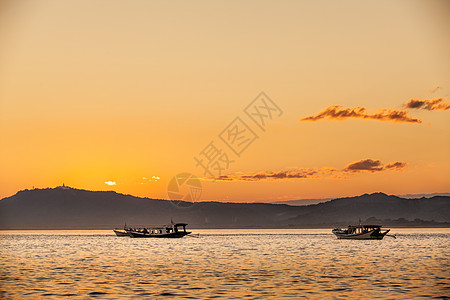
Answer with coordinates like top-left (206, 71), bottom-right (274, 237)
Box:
top-left (0, 229), bottom-right (449, 299)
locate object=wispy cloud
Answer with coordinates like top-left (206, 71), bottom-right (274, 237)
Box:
top-left (403, 98), bottom-right (450, 111)
top-left (300, 105), bottom-right (421, 123)
top-left (343, 159), bottom-right (407, 173)
top-left (105, 181), bottom-right (116, 186)
top-left (140, 176), bottom-right (160, 184)
top-left (342, 159), bottom-right (383, 172)
top-left (384, 161), bottom-right (408, 170)
top-left (216, 169), bottom-right (322, 182)
top-left (209, 159), bottom-right (407, 181)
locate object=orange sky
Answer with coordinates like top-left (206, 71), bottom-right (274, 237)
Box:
top-left (1, 0), bottom-right (449, 202)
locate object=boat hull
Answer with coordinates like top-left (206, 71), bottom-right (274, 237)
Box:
top-left (113, 229), bottom-right (129, 237)
top-left (333, 229), bottom-right (389, 240)
top-left (127, 231), bottom-right (191, 238)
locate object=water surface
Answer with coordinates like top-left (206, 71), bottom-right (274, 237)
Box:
top-left (0, 229), bottom-right (449, 299)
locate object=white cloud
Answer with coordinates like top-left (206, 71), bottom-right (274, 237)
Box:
top-left (141, 175), bottom-right (160, 183)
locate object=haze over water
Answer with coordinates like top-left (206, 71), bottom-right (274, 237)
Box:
top-left (1, 229), bottom-right (448, 299)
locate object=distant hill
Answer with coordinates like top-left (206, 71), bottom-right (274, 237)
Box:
top-left (397, 192), bottom-right (450, 199)
top-left (273, 193), bottom-right (450, 206)
top-left (0, 188), bottom-right (449, 229)
top-left (272, 198), bottom-right (332, 206)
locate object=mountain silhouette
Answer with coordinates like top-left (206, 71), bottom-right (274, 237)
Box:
top-left (0, 188), bottom-right (448, 229)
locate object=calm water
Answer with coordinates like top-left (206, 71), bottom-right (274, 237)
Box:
top-left (0, 229), bottom-right (449, 299)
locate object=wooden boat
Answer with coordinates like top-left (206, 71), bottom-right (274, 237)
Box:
top-left (127, 222), bottom-right (191, 238)
top-left (332, 224), bottom-right (390, 240)
top-left (113, 224), bottom-right (131, 237)
top-left (113, 229), bottom-right (129, 236)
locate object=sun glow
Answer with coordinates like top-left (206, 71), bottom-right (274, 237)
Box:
top-left (0, 1), bottom-right (449, 201)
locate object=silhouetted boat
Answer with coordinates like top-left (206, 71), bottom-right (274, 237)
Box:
top-left (113, 224), bottom-right (131, 236)
top-left (127, 222), bottom-right (191, 238)
top-left (332, 224), bottom-right (390, 240)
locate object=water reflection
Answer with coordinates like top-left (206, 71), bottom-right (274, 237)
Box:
top-left (0, 229), bottom-right (448, 299)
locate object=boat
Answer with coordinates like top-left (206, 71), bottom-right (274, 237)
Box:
top-left (127, 222), bottom-right (191, 238)
top-left (113, 224), bottom-right (131, 237)
top-left (113, 229), bottom-right (129, 237)
top-left (332, 223), bottom-right (390, 240)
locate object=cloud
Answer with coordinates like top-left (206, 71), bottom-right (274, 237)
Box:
top-left (403, 98), bottom-right (450, 111)
top-left (140, 176), bottom-right (160, 183)
top-left (210, 159), bottom-right (406, 181)
top-left (343, 159), bottom-right (407, 173)
top-left (105, 181), bottom-right (116, 186)
top-left (343, 159), bottom-right (383, 172)
top-left (215, 170), bottom-right (320, 182)
top-left (300, 105), bottom-right (421, 123)
top-left (384, 161), bottom-right (408, 170)
top-left (239, 169), bottom-right (319, 181)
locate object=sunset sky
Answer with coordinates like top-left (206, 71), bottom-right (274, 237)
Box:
top-left (1, 0), bottom-right (449, 202)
